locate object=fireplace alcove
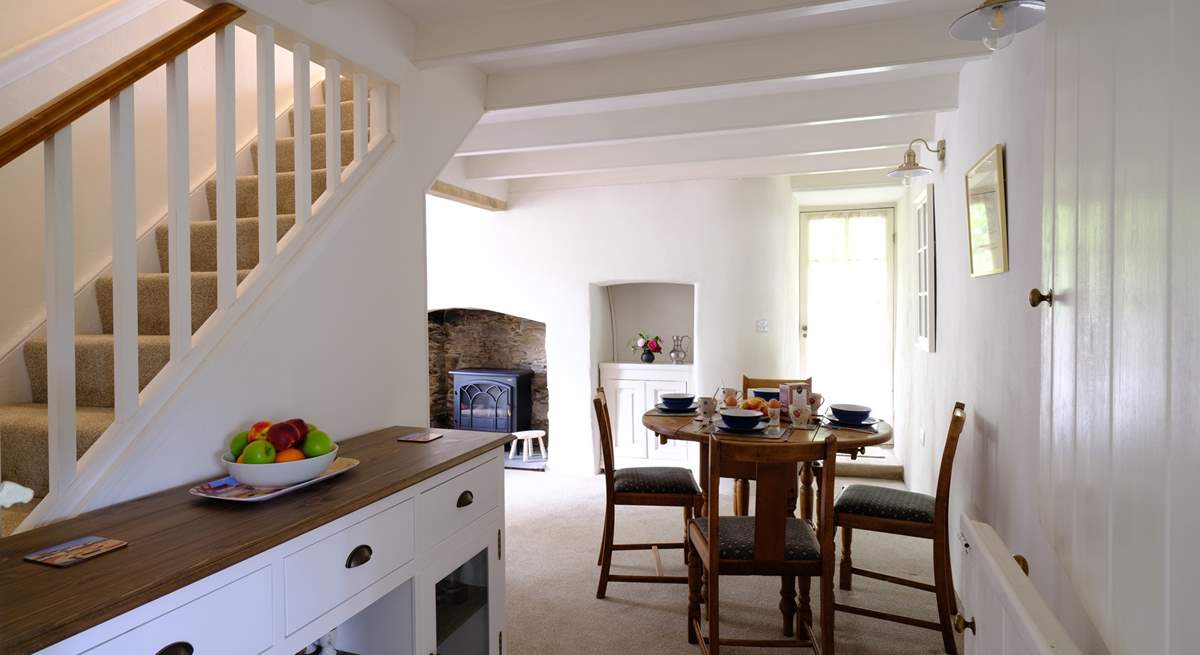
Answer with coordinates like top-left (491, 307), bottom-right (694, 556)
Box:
top-left (428, 309), bottom-right (549, 460)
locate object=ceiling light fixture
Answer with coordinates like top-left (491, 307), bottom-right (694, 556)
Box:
top-left (950, 0), bottom-right (1046, 52)
top-left (889, 138), bottom-right (945, 186)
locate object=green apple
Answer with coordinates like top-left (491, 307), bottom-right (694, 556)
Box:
top-left (302, 430), bottom-right (335, 458)
top-left (242, 440), bottom-right (276, 464)
top-left (229, 431), bottom-right (249, 458)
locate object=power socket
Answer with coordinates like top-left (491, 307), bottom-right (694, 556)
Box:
top-left (755, 319), bottom-right (769, 334)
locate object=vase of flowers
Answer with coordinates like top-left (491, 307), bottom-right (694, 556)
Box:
top-left (632, 332), bottom-right (662, 363)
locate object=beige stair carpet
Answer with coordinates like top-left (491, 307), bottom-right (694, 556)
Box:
top-left (0, 77), bottom-right (355, 514)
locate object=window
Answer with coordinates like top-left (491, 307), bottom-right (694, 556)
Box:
top-left (914, 186), bottom-right (936, 352)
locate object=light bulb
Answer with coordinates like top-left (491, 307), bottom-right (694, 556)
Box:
top-left (983, 5), bottom-right (1016, 50)
top-left (901, 176), bottom-right (913, 188)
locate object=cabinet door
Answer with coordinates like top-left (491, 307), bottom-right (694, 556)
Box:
top-left (608, 378), bottom-right (648, 460)
top-left (418, 510), bottom-right (504, 655)
top-left (644, 379), bottom-right (691, 463)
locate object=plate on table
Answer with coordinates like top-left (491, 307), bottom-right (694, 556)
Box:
top-left (655, 402), bottom-right (699, 413)
top-left (715, 418), bottom-right (770, 433)
top-left (822, 415), bottom-right (882, 428)
top-left (189, 457), bottom-right (359, 502)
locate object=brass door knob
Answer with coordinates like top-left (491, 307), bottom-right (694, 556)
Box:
top-left (1029, 288), bottom-right (1053, 307)
top-left (954, 614), bottom-right (976, 634)
top-left (1013, 554), bottom-right (1030, 576)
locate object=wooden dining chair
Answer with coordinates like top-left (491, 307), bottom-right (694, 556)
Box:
top-left (687, 433), bottom-right (839, 655)
top-left (594, 387), bottom-right (703, 599)
top-left (734, 376), bottom-right (814, 516)
top-left (832, 401), bottom-right (966, 654)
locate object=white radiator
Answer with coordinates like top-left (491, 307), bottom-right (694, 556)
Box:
top-left (958, 516), bottom-right (1082, 655)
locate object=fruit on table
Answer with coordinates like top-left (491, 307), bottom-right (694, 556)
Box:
top-left (767, 399), bottom-right (781, 409)
top-left (740, 397), bottom-right (770, 415)
top-left (229, 431), bottom-right (249, 458)
top-left (247, 421), bottom-right (272, 442)
top-left (723, 393), bottom-right (738, 406)
top-left (242, 440), bottom-right (277, 464)
top-left (267, 422), bottom-right (301, 451)
top-left (274, 447), bottom-right (305, 463)
top-left (302, 430), bottom-right (335, 458)
top-left (284, 418), bottom-right (310, 440)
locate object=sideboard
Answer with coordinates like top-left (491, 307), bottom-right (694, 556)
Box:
top-left (0, 426), bottom-right (510, 655)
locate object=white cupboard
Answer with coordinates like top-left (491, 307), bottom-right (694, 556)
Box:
top-left (599, 363), bottom-right (695, 470)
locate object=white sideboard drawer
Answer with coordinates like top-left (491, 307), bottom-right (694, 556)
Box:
top-left (83, 567), bottom-right (271, 655)
top-left (284, 498), bottom-right (415, 634)
top-left (418, 457), bottom-right (501, 548)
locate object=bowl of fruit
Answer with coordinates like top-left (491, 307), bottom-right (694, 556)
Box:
top-left (223, 418), bottom-right (338, 488)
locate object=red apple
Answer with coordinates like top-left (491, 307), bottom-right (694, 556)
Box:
top-left (247, 420), bottom-right (272, 442)
top-left (267, 422), bottom-right (301, 451)
top-left (284, 418), bottom-right (310, 440)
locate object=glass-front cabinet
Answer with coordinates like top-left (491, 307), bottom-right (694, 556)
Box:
top-left (418, 511), bottom-right (505, 655)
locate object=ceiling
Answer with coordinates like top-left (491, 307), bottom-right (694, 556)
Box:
top-left (388, 0), bottom-right (986, 194)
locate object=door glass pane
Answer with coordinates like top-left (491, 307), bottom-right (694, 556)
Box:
top-left (803, 211), bottom-right (893, 420)
top-left (436, 549), bottom-right (489, 654)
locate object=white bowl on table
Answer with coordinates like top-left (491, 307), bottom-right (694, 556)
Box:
top-left (221, 446), bottom-right (338, 488)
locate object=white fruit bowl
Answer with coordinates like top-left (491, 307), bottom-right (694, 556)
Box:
top-left (221, 446), bottom-right (338, 488)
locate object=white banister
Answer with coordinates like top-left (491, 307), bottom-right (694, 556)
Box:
top-left (324, 58), bottom-right (341, 194)
top-left (214, 24), bottom-right (237, 309)
top-left (353, 73), bottom-right (367, 163)
top-left (166, 52), bottom-right (191, 361)
top-left (110, 88), bottom-right (138, 423)
top-left (43, 127), bottom-right (76, 492)
top-left (256, 25), bottom-right (277, 267)
top-left (293, 42), bottom-right (312, 227)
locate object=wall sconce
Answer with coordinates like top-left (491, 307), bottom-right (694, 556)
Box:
top-left (950, 0), bottom-right (1046, 52)
top-left (888, 138), bottom-right (945, 186)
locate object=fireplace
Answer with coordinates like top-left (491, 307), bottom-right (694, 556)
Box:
top-left (450, 368), bottom-right (533, 433)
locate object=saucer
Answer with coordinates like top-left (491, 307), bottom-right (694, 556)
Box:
top-left (656, 403), bottom-right (699, 413)
top-left (715, 418), bottom-right (769, 433)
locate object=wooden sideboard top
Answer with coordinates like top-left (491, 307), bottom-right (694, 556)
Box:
top-left (0, 426), bottom-right (511, 654)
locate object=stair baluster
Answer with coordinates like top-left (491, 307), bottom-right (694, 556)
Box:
top-left (256, 25), bottom-right (278, 268)
top-left (43, 127), bottom-right (77, 493)
top-left (325, 58), bottom-right (342, 194)
top-left (166, 52), bottom-right (192, 362)
top-left (214, 24), bottom-right (237, 310)
top-left (110, 87), bottom-right (139, 423)
top-left (353, 73), bottom-right (369, 164)
top-left (293, 43), bottom-right (313, 227)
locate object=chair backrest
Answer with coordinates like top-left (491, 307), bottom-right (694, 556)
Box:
top-left (593, 387), bottom-right (616, 483)
top-left (934, 402), bottom-right (967, 525)
top-left (741, 375), bottom-right (813, 398)
top-left (706, 434), bottom-right (838, 563)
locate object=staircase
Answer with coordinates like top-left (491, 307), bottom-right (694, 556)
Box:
top-left (0, 76), bottom-right (357, 522)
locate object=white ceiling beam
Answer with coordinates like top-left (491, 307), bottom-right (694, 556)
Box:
top-left (460, 74), bottom-right (957, 155)
top-left (484, 10), bottom-right (984, 111)
top-left (412, 0), bottom-right (946, 69)
top-left (464, 113), bottom-right (933, 180)
top-left (790, 168), bottom-right (907, 190)
top-left (507, 147), bottom-right (906, 193)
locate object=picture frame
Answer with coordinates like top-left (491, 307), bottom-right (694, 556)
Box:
top-left (964, 144), bottom-right (1009, 276)
top-left (914, 184), bottom-right (936, 352)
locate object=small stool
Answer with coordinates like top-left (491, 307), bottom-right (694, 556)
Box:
top-left (510, 430), bottom-right (547, 462)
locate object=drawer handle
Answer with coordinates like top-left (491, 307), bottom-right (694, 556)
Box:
top-left (345, 544), bottom-right (374, 569)
top-left (457, 490), bottom-right (475, 508)
top-left (156, 643), bottom-right (194, 655)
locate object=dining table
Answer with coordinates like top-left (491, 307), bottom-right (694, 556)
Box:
top-left (642, 410), bottom-right (893, 521)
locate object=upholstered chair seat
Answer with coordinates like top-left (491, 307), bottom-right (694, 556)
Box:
top-left (613, 467), bottom-right (701, 495)
top-left (833, 484), bottom-right (935, 524)
top-left (691, 516), bottom-right (820, 561)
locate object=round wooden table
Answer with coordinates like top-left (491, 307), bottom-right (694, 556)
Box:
top-left (642, 412), bottom-right (893, 520)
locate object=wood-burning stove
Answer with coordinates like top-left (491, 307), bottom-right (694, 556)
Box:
top-left (450, 368), bottom-right (533, 433)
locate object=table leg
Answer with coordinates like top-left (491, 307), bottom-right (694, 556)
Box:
top-left (799, 462), bottom-right (815, 522)
top-left (734, 479), bottom-right (751, 516)
top-left (698, 441), bottom-right (710, 517)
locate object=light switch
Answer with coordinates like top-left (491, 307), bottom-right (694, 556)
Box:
top-left (755, 319), bottom-right (769, 334)
top-left (920, 427), bottom-right (926, 447)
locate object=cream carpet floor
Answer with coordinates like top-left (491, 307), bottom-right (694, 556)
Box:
top-left (504, 469), bottom-right (961, 654)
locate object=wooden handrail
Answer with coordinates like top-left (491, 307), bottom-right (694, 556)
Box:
top-left (0, 3), bottom-right (245, 168)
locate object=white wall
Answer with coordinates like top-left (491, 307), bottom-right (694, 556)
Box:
top-left (892, 27), bottom-right (1108, 654)
top-left (605, 282), bottom-right (694, 364)
top-left (427, 177), bottom-right (800, 474)
top-left (0, 0), bottom-right (302, 402)
top-left (0, 0), bottom-right (115, 56)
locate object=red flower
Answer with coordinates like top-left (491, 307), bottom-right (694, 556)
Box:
top-left (647, 339), bottom-right (660, 353)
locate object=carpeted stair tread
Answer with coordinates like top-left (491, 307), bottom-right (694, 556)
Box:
top-left (255, 130), bottom-right (353, 174)
top-left (95, 269), bottom-right (252, 336)
top-left (153, 215), bottom-right (295, 273)
top-left (205, 169), bottom-right (326, 220)
top-left (290, 100), bottom-right (354, 135)
top-left (331, 76), bottom-right (353, 102)
top-left (0, 404), bottom-right (114, 497)
top-left (24, 335), bottom-right (170, 408)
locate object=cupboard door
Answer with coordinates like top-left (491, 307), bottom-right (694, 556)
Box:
top-left (644, 379), bottom-right (691, 463)
top-left (607, 378), bottom-right (648, 460)
top-left (419, 510), bottom-right (504, 655)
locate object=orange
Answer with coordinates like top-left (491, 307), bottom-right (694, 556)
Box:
top-left (236, 453), bottom-right (245, 463)
top-left (274, 447), bottom-right (305, 463)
